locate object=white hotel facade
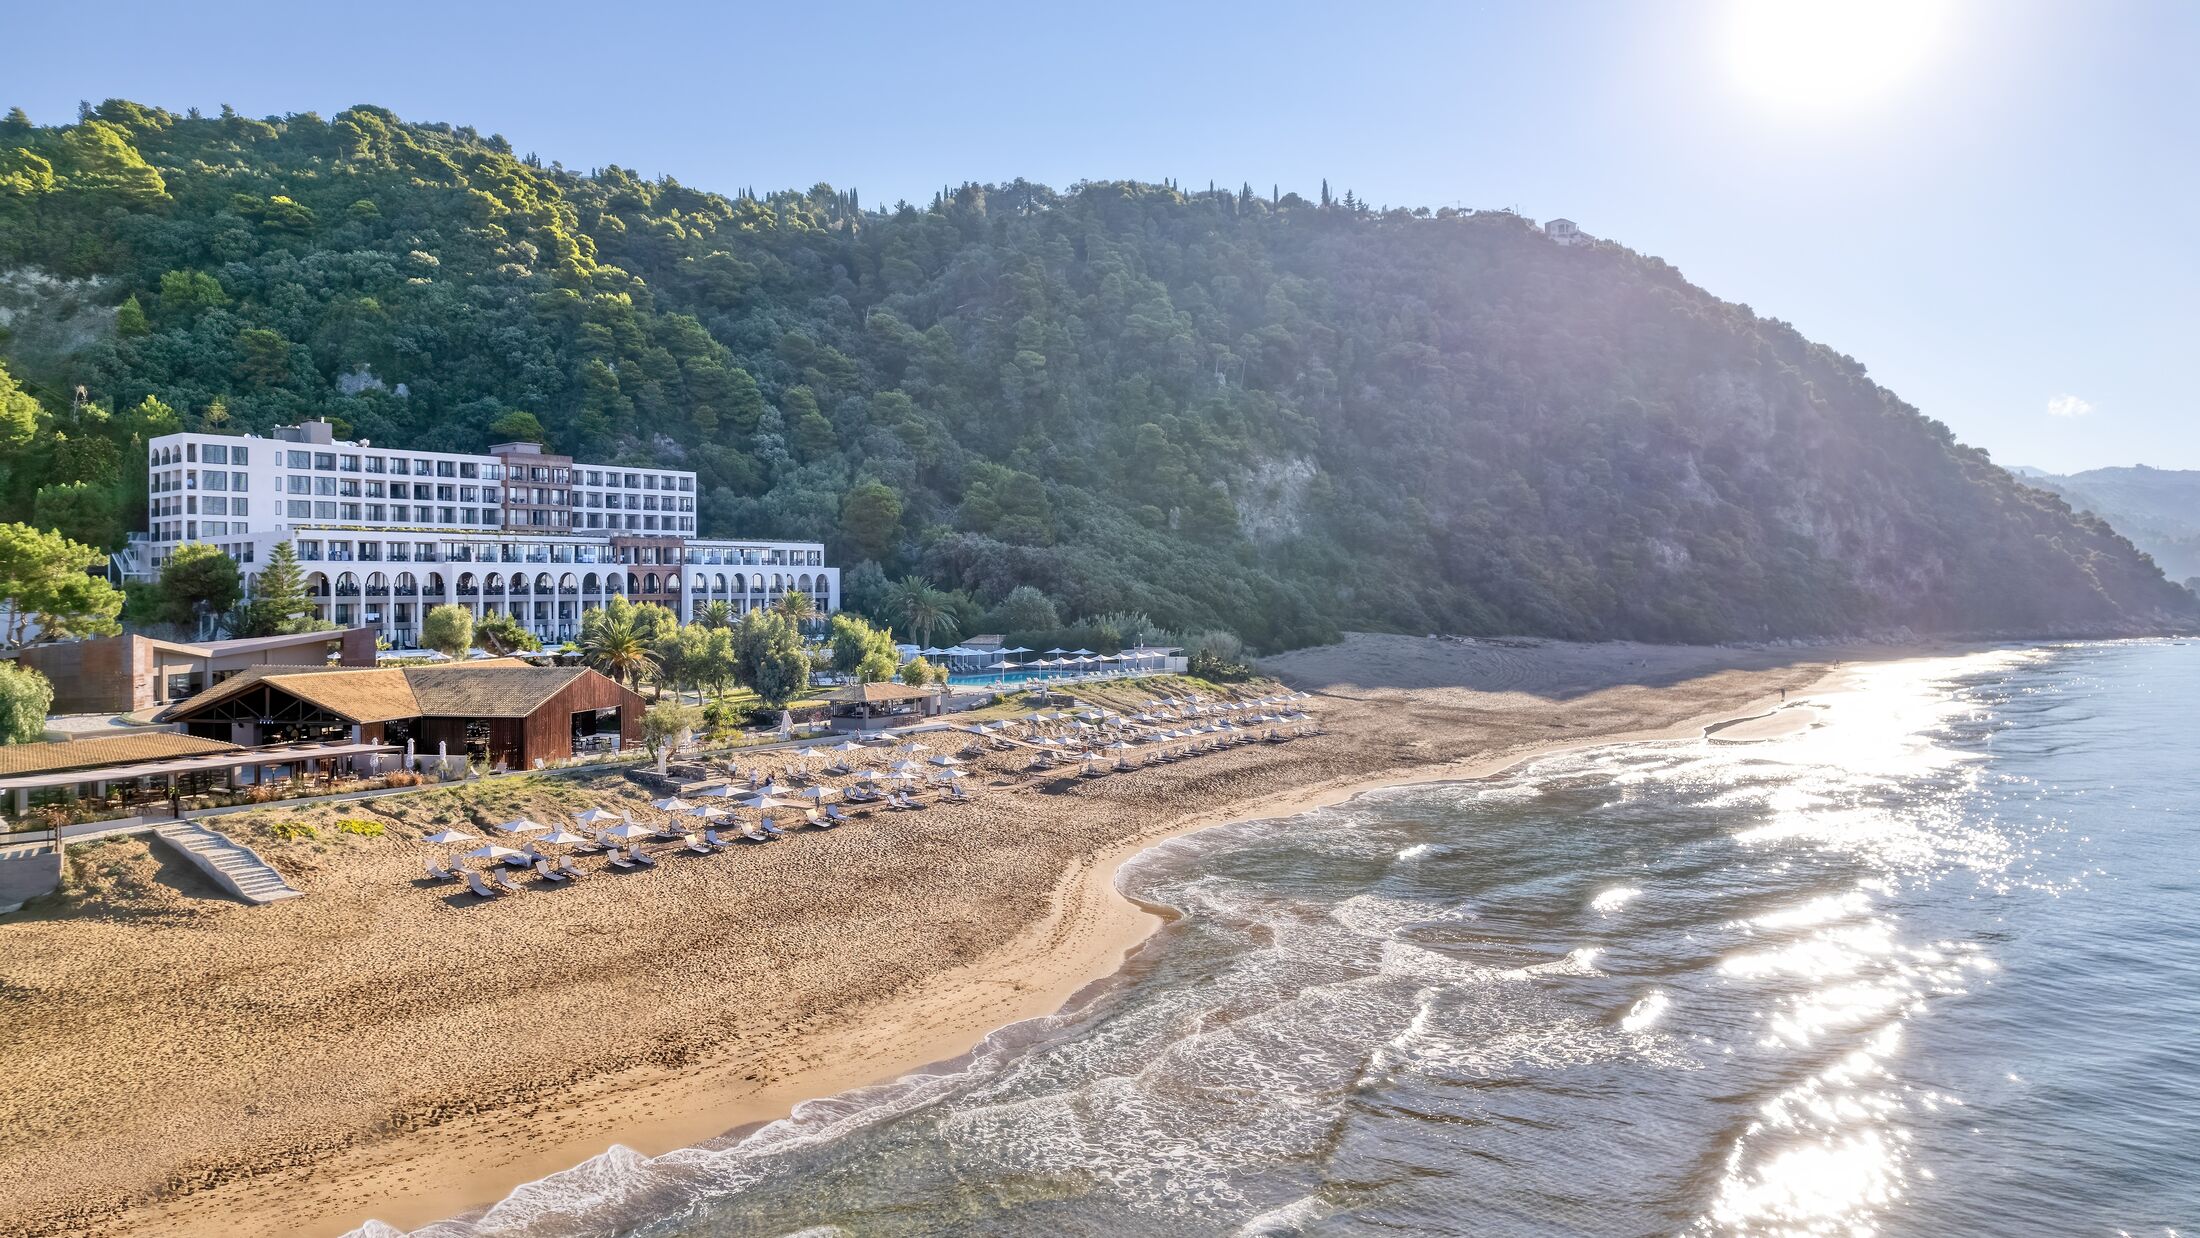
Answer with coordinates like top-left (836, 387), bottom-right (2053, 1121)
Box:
top-left (124, 419), bottom-right (837, 648)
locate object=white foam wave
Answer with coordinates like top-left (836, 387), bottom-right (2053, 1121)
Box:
top-left (1590, 884), bottom-right (1643, 914)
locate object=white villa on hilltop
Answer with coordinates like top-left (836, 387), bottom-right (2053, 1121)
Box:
top-left (119, 419), bottom-right (837, 648)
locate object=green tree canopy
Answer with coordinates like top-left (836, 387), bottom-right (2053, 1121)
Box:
top-left (0, 662), bottom-right (53, 744)
top-left (0, 523), bottom-right (123, 646)
top-left (420, 603), bottom-right (474, 660)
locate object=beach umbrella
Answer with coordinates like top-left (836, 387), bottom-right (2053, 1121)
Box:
top-left (463, 843), bottom-right (525, 863)
top-left (929, 754), bottom-right (964, 767)
top-left (742, 794), bottom-right (803, 811)
top-left (797, 786), bottom-right (835, 801)
top-left (573, 807), bottom-right (623, 827)
top-left (652, 795), bottom-right (692, 813)
top-left (497, 817), bottom-right (550, 835)
top-left (698, 782), bottom-right (746, 798)
top-left (890, 758), bottom-right (922, 772)
top-left (600, 821), bottom-right (654, 841)
top-left (753, 779), bottom-right (793, 796)
top-left (687, 804), bottom-right (733, 821)
top-left (537, 827), bottom-right (592, 846)
top-left (422, 827), bottom-right (478, 845)
top-left (830, 739), bottom-right (865, 753)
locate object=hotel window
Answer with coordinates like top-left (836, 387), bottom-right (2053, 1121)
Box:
top-left (314, 452), bottom-right (336, 470)
top-left (314, 477), bottom-right (336, 496)
top-left (288, 450), bottom-right (311, 469)
top-left (203, 497), bottom-right (228, 515)
top-left (391, 458), bottom-right (411, 476)
top-left (440, 507), bottom-right (457, 523)
top-left (204, 472), bottom-right (226, 492)
top-left (233, 471), bottom-right (247, 490)
top-left (341, 504), bottom-right (362, 521)
top-left (288, 500), bottom-right (312, 518)
top-left (414, 458), bottom-right (432, 475)
top-left (204, 444), bottom-right (228, 465)
top-left (366, 504), bottom-right (386, 521)
top-left (315, 501), bottom-right (337, 518)
top-left (287, 476), bottom-right (308, 494)
top-left (186, 443), bottom-right (197, 462)
top-left (234, 499), bottom-right (248, 517)
top-left (340, 455), bottom-right (360, 472)
top-left (415, 505), bottom-right (433, 522)
top-left (339, 479), bottom-right (361, 497)
top-left (366, 456), bottom-right (386, 474)
top-left (366, 481), bottom-right (385, 498)
top-left (437, 461), bottom-right (456, 477)
top-left (233, 446), bottom-right (249, 466)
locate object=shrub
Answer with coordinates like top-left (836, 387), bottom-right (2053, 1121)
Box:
top-left (334, 818), bottom-right (385, 837)
top-left (265, 820), bottom-right (318, 841)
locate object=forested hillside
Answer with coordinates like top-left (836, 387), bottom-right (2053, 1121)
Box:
top-left (2017, 466), bottom-right (2200, 588)
top-left (1, 100), bottom-right (2191, 647)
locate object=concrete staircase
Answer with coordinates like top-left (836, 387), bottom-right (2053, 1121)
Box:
top-left (152, 822), bottom-right (303, 905)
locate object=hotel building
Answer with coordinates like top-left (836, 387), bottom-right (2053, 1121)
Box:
top-left (123, 419), bottom-right (838, 648)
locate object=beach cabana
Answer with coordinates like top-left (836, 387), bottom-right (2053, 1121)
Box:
top-left (822, 682), bottom-right (941, 732)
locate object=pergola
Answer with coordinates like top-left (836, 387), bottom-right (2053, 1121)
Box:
top-left (0, 741), bottom-right (404, 817)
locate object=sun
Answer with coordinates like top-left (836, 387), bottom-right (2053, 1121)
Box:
top-left (1725, 0), bottom-right (1951, 113)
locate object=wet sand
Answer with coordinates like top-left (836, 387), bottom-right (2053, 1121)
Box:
top-left (0, 635), bottom-right (1898, 1237)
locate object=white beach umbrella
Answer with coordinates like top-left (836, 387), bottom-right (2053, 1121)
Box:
top-left (537, 828), bottom-right (592, 846)
top-left (742, 794), bottom-right (803, 811)
top-left (797, 786), bottom-right (835, 800)
top-left (688, 804), bottom-right (733, 821)
top-left (573, 807), bottom-right (623, 827)
top-left (929, 754), bottom-right (964, 767)
top-left (698, 782), bottom-right (746, 799)
top-left (600, 821), bottom-right (655, 841)
top-left (830, 739), bottom-right (866, 753)
top-left (463, 843), bottom-right (525, 863)
top-left (652, 796), bottom-right (693, 813)
top-left (422, 827), bottom-right (478, 845)
top-left (496, 817), bottom-right (550, 835)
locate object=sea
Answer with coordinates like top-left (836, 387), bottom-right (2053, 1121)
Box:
top-left (364, 639), bottom-right (2200, 1237)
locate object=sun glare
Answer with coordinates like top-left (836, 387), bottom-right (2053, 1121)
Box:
top-left (1726, 0), bottom-right (1950, 113)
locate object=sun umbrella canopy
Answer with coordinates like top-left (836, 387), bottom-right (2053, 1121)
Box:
top-left (600, 821), bottom-right (655, 840)
top-left (463, 844), bottom-right (524, 862)
top-left (743, 795), bottom-right (803, 811)
top-left (688, 805), bottom-right (733, 821)
top-left (422, 828), bottom-right (478, 845)
top-left (497, 817), bottom-right (550, 835)
top-left (797, 786), bottom-right (835, 799)
top-left (573, 807), bottom-right (623, 826)
top-left (652, 796), bottom-right (692, 812)
top-left (830, 740), bottom-right (866, 752)
top-left (929, 755), bottom-right (964, 766)
top-left (537, 828), bottom-right (592, 845)
top-left (699, 783), bottom-right (746, 799)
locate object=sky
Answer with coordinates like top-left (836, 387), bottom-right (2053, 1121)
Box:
top-left (8, 0), bottom-right (2196, 471)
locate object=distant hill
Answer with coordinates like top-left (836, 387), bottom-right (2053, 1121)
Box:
top-left (2018, 466), bottom-right (2200, 586)
top-left (0, 100), bottom-right (2194, 646)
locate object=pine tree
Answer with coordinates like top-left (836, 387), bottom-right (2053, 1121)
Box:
top-left (242, 540), bottom-right (325, 635)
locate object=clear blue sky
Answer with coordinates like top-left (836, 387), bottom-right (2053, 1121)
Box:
top-left (10, 0), bottom-right (2196, 470)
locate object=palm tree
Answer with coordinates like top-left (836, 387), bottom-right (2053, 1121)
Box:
top-left (888, 577), bottom-right (957, 649)
top-left (577, 607), bottom-right (655, 689)
top-left (774, 589), bottom-right (815, 626)
top-left (696, 599), bottom-right (733, 630)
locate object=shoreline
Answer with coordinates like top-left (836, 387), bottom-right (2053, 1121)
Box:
top-left (215, 683), bottom-right (1827, 1236)
top-left (3, 637), bottom-right (1899, 1238)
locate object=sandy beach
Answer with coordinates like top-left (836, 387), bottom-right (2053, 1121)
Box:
top-left (0, 634), bottom-right (1895, 1238)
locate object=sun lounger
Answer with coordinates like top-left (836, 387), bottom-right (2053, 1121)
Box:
top-left (489, 869), bottom-right (525, 893)
top-left (949, 786), bottom-right (975, 802)
top-left (684, 832), bottom-right (715, 855)
top-left (426, 859), bottom-right (456, 881)
top-left (821, 805), bottom-right (849, 826)
top-left (534, 858), bottom-right (569, 882)
top-left (759, 817), bottom-right (786, 839)
top-left (554, 856), bottom-right (586, 879)
top-left (606, 847), bottom-right (636, 869)
top-left (630, 847), bottom-right (658, 866)
top-left (465, 871), bottom-right (500, 897)
top-left (742, 825), bottom-right (770, 842)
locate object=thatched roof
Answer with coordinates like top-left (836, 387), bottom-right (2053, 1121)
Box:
top-left (156, 663), bottom-right (619, 724)
top-left (0, 732), bottom-right (238, 777)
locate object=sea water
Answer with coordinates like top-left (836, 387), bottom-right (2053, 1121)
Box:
top-left (370, 640), bottom-right (2200, 1237)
